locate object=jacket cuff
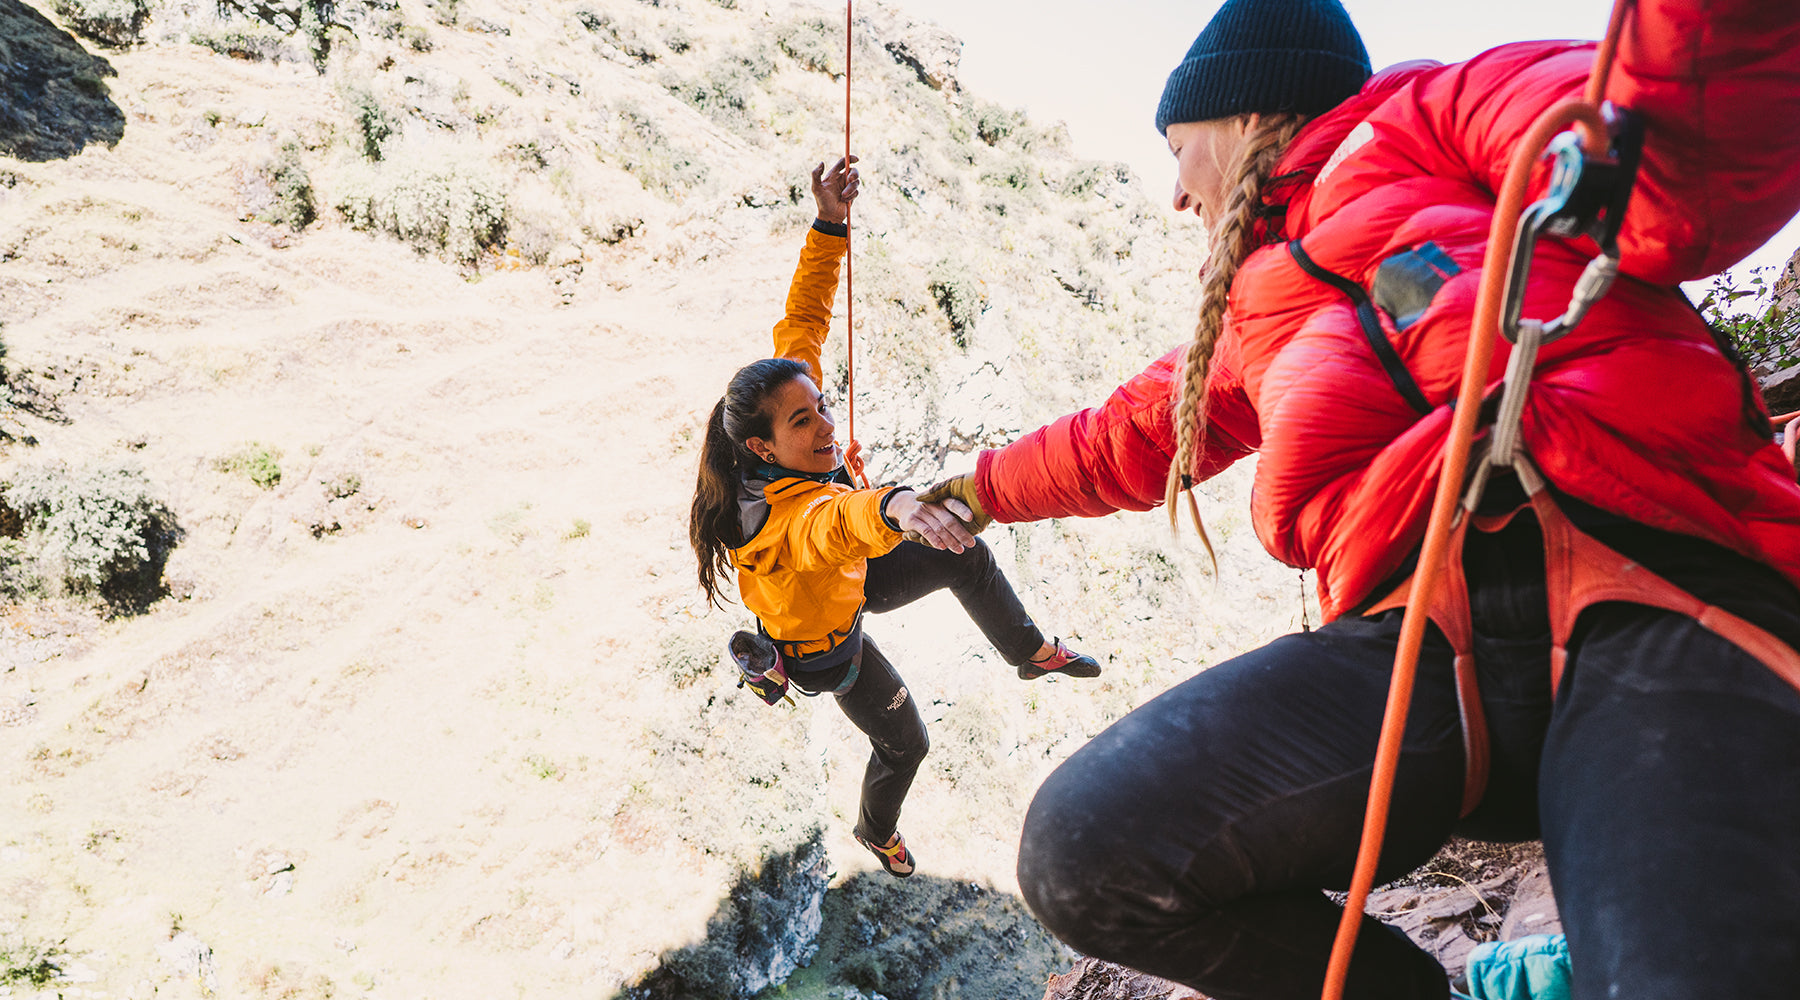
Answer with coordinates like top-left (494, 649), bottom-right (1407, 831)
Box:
top-left (877, 487), bottom-right (909, 531)
top-left (974, 450), bottom-right (1009, 522)
top-left (811, 218), bottom-right (848, 238)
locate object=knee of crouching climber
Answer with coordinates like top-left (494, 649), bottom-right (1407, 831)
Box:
top-left (1015, 757), bottom-right (1152, 953)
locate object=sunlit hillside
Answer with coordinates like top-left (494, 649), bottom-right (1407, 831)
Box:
top-left (0, 1), bottom-right (1312, 997)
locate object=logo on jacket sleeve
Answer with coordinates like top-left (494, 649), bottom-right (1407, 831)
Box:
top-left (1316, 120), bottom-right (1375, 188)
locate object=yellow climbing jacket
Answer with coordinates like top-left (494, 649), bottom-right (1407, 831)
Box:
top-left (771, 224), bottom-right (843, 386)
top-left (732, 223), bottom-right (901, 666)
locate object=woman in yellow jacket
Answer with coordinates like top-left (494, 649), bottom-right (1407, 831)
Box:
top-left (689, 156), bottom-right (1100, 878)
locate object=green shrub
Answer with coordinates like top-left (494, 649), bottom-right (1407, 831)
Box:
top-left (662, 48), bottom-right (775, 129)
top-left (775, 13), bottom-right (843, 76)
top-left (3, 461), bottom-right (180, 607)
top-left (1698, 265), bottom-right (1800, 370)
top-left (0, 538), bottom-right (36, 601)
top-left (611, 106), bottom-right (710, 198)
top-left (971, 100), bottom-right (1023, 146)
top-left (337, 161), bottom-right (508, 264)
top-left (576, 9), bottom-right (659, 63)
top-left (262, 141), bottom-right (316, 230)
top-left (214, 442), bottom-right (283, 489)
top-left (50, 0), bottom-right (148, 47)
top-left (192, 22), bottom-right (295, 63)
top-left (927, 259), bottom-right (986, 349)
top-left (343, 87), bottom-right (396, 161)
top-left (656, 625), bottom-right (718, 689)
top-left (426, 0), bottom-right (459, 27)
top-left (1, 938), bottom-right (63, 988)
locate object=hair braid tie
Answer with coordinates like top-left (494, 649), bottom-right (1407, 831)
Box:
top-left (1165, 113), bottom-right (1306, 575)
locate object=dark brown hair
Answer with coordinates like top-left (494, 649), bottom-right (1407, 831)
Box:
top-left (690, 357), bottom-right (813, 607)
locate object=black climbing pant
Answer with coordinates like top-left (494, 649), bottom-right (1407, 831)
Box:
top-left (862, 536), bottom-right (1046, 666)
top-left (1017, 509), bottom-right (1800, 1000)
top-left (798, 537), bottom-right (1047, 844)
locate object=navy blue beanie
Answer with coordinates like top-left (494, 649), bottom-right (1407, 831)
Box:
top-left (1156, 0), bottom-right (1372, 134)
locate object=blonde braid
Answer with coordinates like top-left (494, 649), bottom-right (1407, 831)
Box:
top-left (1165, 112), bottom-right (1306, 572)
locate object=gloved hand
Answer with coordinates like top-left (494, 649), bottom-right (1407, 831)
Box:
top-left (902, 473), bottom-right (990, 543)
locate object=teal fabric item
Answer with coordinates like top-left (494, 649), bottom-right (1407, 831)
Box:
top-left (1465, 934), bottom-right (1572, 1000)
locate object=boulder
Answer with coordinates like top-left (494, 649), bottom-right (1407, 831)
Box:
top-left (861, 2), bottom-right (961, 92)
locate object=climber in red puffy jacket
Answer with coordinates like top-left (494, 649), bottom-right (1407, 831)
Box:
top-left (928, 1), bottom-right (1800, 998)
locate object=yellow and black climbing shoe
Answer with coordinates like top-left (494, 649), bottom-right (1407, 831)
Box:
top-left (854, 829), bottom-right (915, 879)
top-left (1019, 638), bottom-right (1102, 680)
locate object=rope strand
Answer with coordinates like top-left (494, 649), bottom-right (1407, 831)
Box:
top-left (841, 0), bottom-right (867, 487)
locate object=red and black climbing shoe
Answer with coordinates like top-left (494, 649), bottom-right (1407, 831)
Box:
top-left (854, 830), bottom-right (915, 879)
top-left (1018, 638), bottom-right (1102, 680)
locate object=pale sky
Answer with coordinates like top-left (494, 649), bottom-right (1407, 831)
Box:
top-left (889, 0), bottom-right (1799, 277)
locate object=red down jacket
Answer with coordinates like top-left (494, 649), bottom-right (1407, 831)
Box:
top-left (974, 1), bottom-right (1800, 622)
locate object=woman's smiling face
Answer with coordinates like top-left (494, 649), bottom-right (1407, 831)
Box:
top-left (1166, 116), bottom-right (1255, 226)
top-left (745, 375), bottom-right (841, 474)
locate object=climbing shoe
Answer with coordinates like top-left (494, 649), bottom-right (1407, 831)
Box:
top-left (728, 630), bottom-right (790, 706)
top-left (1018, 638), bottom-right (1102, 680)
top-left (854, 829), bottom-right (915, 879)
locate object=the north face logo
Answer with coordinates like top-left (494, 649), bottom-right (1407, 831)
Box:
top-left (887, 687), bottom-right (909, 712)
top-left (1317, 120), bottom-right (1375, 187)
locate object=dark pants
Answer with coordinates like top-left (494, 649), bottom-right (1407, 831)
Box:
top-left (802, 539), bottom-right (1047, 843)
top-left (1017, 513), bottom-right (1800, 1000)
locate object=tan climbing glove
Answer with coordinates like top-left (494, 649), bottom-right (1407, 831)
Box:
top-left (902, 473), bottom-right (990, 543)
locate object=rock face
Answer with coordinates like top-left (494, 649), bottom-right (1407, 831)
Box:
top-left (862, 1), bottom-right (961, 91)
top-left (1042, 839), bottom-right (1561, 1000)
top-left (623, 830), bottom-right (831, 1000)
top-left (1043, 959), bottom-right (1204, 1000)
top-left (0, 0), bottom-right (125, 161)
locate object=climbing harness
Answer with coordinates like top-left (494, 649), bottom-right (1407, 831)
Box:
top-left (1322, 2), bottom-right (1636, 995)
top-left (1327, 2), bottom-right (1800, 995)
top-left (842, 0), bottom-right (869, 489)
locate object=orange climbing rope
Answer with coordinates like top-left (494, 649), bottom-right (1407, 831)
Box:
top-left (842, 0), bottom-right (869, 488)
top-left (1319, 3), bottom-right (1633, 997)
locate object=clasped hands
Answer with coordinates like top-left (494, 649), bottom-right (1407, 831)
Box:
top-left (893, 473), bottom-right (992, 553)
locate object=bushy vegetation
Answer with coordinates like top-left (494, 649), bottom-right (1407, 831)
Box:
top-left (1698, 264), bottom-right (1800, 371)
top-left (1, 938), bottom-right (64, 989)
top-left (49, 0), bottom-right (148, 47)
top-left (342, 86), bottom-right (397, 162)
top-left (576, 8), bottom-right (662, 64)
top-left (927, 258), bottom-right (986, 349)
top-left (657, 623), bottom-right (719, 689)
top-left (191, 21), bottom-right (295, 63)
top-left (661, 46), bottom-right (776, 130)
top-left (261, 141), bottom-right (316, 230)
top-left (610, 104), bottom-right (710, 198)
top-left (2, 461), bottom-right (179, 608)
top-left (337, 160), bottom-right (508, 264)
top-left (213, 442), bottom-right (283, 489)
top-left (774, 12), bottom-right (843, 77)
top-left (969, 100), bottom-right (1024, 147)
top-left (210, 0), bottom-right (343, 69)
